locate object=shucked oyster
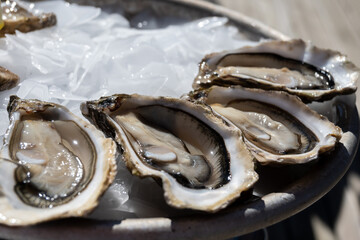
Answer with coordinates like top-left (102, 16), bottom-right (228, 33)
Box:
top-left (188, 86), bottom-right (342, 164)
top-left (82, 94), bottom-right (258, 212)
top-left (193, 39), bottom-right (359, 102)
top-left (0, 0), bottom-right (56, 37)
top-left (0, 96), bottom-right (117, 226)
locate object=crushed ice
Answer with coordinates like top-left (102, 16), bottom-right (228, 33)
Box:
top-left (0, 0), bottom-right (258, 219)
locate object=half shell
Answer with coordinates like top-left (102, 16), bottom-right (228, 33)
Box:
top-left (188, 86), bottom-right (342, 164)
top-left (81, 94), bottom-right (258, 212)
top-left (0, 96), bottom-right (117, 226)
top-left (193, 39), bottom-right (359, 102)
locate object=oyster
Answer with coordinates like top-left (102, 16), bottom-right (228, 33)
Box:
top-left (188, 86), bottom-right (342, 164)
top-left (0, 0), bottom-right (56, 37)
top-left (81, 94), bottom-right (258, 212)
top-left (193, 39), bottom-right (359, 102)
top-left (0, 96), bottom-right (117, 226)
top-left (0, 66), bottom-right (19, 91)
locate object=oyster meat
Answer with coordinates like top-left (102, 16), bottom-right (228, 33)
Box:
top-left (193, 39), bottom-right (359, 102)
top-left (81, 94), bottom-right (258, 212)
top-left (0, 96), bottom-right (117, 226)
top-left (0, 66), bottom-right (19, 91)
top-left (189, 86), bottom-right (342, 164)
top-left (0, 0), bottom-right (56, 37)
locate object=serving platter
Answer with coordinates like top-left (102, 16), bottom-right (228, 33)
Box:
top-left (0, 0), bottom-right (358, 239)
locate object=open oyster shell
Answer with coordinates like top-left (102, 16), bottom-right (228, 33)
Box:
top-left (0, 96), bottom-right (117, 226)
top-left (188, 86), bottom-right (342, 164)
top-left (193, 39), bottom-right (359, 102)
top-left (0, 0), bottom-right (56, 37)
top-left (81, 94), bottom-right (258, 212)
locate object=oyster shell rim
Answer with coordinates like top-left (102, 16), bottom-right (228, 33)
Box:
top-left (0, 0), bottom-right (57, 38)
top-left (82, 93), bottom-right (259, 212)
top-left (188, 85), bottom-right (343, 164)
top-left (193, 39), bottom-right (360, 102)
top-left (0, 96), bottom-right (118, 226)
top-left (0, 0), bottom-right (357, 238)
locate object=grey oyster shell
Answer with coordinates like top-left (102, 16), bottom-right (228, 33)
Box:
top-left (81, 94), bottom-right (258, 212)
top-left (0, 96), bottom-right (117, 226)
top-left (0, 0), bottom-right (56, 37)
top-left (188, 86), bottom-right (342, 164)
top-left (0, 66), bottom-right (19, 91)
top-left (193, 39), bottom-right (359, 102)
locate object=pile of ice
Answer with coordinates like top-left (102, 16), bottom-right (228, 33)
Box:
top-left (0, 0), bottom-right (256, 219)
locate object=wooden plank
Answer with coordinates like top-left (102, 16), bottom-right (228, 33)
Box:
top-left (217, 0), bottom-right (360, 66)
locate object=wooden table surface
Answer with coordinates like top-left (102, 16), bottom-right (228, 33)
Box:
top-left (214, 1), bottom-right (360, 239)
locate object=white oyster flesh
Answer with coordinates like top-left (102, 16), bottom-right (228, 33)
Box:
top-left (216, 66), bottom-right (325, 89)
top-left (115, 108), bottom-right (221, 189)
top-left (193, 39), bottom-right (359, 102)
top-left (81, 94), bottom-right (258, 212)
top-left (0, 96), bottom-right (117, 226)
top-left (211, 104), bottom-right (307, 154)
top-left (191, 86), bottom-right (342, 164)
top-left (15, 120), bottom-right (84, 201)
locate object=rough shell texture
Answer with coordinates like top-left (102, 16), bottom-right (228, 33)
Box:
top-left (0, 66), bottom-right (19, 91)
top-left (81, 94), bottom-right (258, 212)
top-left (188, 86), bottom-right (343, 164)
top-left (193, 39), bottom-right (359, 102)
top-left (0, 96), bottom-right (117, 226)
top-left (0, 0), bottom-right (56, 37)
